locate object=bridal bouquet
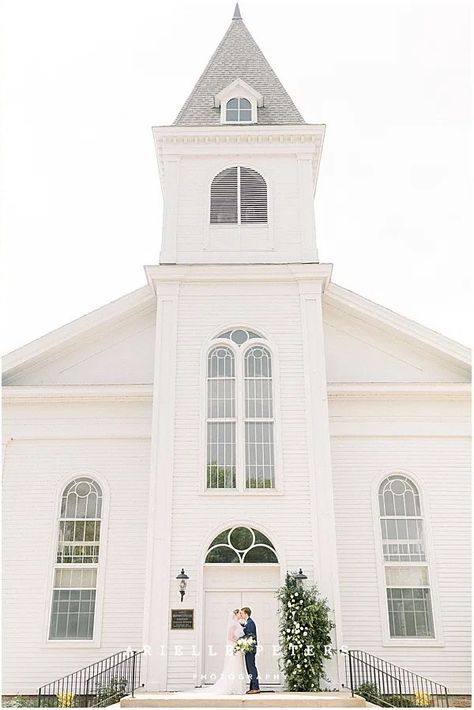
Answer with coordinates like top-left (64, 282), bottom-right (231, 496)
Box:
top-left (233, 635), bottom-right (257, 655)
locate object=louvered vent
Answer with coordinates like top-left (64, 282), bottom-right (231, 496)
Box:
top-left (210, 167), bottom-right (238, 224)
top-left (210, 166), bottom-right (268, 225)
top-left (240, 167), bottom-right (267, 224)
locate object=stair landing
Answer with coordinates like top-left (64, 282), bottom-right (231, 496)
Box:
top-left (121, 690), bottom-right (368, 707)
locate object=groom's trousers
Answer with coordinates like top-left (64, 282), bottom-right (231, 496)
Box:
top-left (245, 652), bottom-right (259, 690)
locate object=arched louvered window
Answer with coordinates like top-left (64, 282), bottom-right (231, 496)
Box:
top-left (378, 475), bottom-right (434, 638)
top-left (49, 478), bottom-right (103, 640)
top-left (206, 331), bottom-right (275, 491)
top-left (210, 167), bottom-right (267, 225)
top-left (226, 97), bottom-right (252, 122)
top-left (207, 347), bottom-right (236, 488)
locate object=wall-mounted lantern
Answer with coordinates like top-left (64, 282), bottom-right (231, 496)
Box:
top-left (176, 568), bottom-right (189, 602)
top-left (293, 568), bottom-right (308, 586)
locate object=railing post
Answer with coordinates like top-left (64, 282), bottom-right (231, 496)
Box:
top-left (37, 688), bottom-right (41, 708)
top-left (131, 651), bottom-right (137, 698)
top-left (348, 651), bottom-right (354, 697)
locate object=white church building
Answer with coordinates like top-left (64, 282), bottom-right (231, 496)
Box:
top-left (2, 4), bottom-right (471, 702)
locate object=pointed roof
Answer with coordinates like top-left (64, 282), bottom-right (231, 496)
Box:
top-left (173, 6), bottom-right (304, 126)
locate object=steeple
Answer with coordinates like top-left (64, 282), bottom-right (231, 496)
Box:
top-left (173, 6), bottom-right (304, 126)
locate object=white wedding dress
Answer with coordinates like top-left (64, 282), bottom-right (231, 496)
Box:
top-left (179, 616), bottom-right (248, 695)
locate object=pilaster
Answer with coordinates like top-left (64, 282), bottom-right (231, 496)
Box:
top-left (299, 279), bottom-right (344, 688)
top-left (143, 282), bottom-right (180, 690)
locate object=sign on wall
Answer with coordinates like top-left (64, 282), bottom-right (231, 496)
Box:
top-left (171, 608), bottom-right (194, 630)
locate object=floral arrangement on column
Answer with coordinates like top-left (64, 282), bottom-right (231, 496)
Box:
top-left (277, 572), bottom-right (335, 692)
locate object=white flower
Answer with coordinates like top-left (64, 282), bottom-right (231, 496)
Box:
top-left (303, 631), bottom-right (308, 636)
top-left (294, 592), bottom-right (299, 597)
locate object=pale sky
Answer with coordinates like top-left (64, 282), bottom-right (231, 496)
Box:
top-left (1, 0), bottom-right (471, 354)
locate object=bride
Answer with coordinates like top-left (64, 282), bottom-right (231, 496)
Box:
top-left (182, 608), bottom-right (248, 695)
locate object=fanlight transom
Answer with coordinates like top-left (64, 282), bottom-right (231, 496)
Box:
top-left (205, 526), bottom-right (278, 564)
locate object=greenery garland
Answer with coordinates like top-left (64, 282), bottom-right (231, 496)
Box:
top-left (277, 572), bottom-right (335, 692)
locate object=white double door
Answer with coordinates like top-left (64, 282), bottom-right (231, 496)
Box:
top-left (203, 565), bottom-right (281, 686)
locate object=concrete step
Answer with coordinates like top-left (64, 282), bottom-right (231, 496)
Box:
top-left (121, 690), bottom-right (368, 707)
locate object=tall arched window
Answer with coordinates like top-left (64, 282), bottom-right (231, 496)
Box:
top-left (206, 330), bottom-right (275, 490)
top-left (210, 167), bottom-right (267, 225)
top-left (245, 346), bottom-right (274, 488)
top-left (378, 475), bottom-right (434, 638)
top-left (49, 478), bottom-right (103, 640)
top-left (207, 346), bottom-right (236, 489)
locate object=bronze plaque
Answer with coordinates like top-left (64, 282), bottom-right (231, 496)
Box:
top-left (171, 608), bottom-right (194, 630)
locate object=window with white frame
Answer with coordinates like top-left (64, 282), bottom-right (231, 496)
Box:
top-left (49, 478), bottom-right (102, 640)
top-left (210, 166), bottom-right (267, 225)
top-left (225, 97), bottom-right (252, 122)
top-left (378, 475), bottom-right (434, 638)
top-left (206, 329), bottom-right (275, 490)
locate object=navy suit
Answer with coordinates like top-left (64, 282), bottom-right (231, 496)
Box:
top-left (243, 617), bottom-right (259, 690)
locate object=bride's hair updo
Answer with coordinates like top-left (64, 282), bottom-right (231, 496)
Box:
top-left (233, 608), bottom-right (240, 615)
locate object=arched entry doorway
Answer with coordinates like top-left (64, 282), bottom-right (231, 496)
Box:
top-left (202, 526), bottom-right (280, 686)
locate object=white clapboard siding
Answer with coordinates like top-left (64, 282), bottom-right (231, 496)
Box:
top-left (2, 436), bottom-right (150, 695)
top-left (166, 287), bottom-right (314, 688)
top-left (331, 436), bottom-right (471, 694)
top-left (174, 154), bottom-right (310, 263)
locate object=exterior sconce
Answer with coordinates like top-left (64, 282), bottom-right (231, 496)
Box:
top-left (176, 568), bottom-right (189, 602)
top-left (293, 568), bottom-right (308, 586)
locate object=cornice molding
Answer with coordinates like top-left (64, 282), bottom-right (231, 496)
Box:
top-left (153, 124), bottom-right (325, 144)
top-left (145, 263), bottom-right (333, 291)
top-left (3, 382), bottom-right (469, 404)
top-left (2, 384), bottom-right (153, 404)
top-left (327, 382), bottom-right (471, 399)
top-left (153, 124), bottom-right (325, 187)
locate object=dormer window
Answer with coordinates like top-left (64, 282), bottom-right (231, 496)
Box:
top-left (215, 78), bottom-right (263, 125)
top-left (226, 97), bottom-right (252, 123)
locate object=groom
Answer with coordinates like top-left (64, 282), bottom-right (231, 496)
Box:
top-left (240, 607), bottom-right (260, 694)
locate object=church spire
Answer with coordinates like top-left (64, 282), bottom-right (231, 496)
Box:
top-left (173, 6), bottom-right (304, 126)
top-left (232, 3), bottom-right (242, 20)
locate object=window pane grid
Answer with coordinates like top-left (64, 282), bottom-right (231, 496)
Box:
top-left (50, 478), bottom-right (102, 640)
top-left (207, 347), bottom-right (236, 489)
top-left (380, 517), bottom-right (425, 562)
top-left (245, 422), bottom-right (274, 489)
top-left (49, 589), bottom-right (96, 640)
top-left (226, 97), bottom-right (252, 122)
top-left (207, 422), bottom-right (236, 489)
top-left (387, 588), bottom-right (434, 638)
top-left (378, 475), bottom-right (434, 640)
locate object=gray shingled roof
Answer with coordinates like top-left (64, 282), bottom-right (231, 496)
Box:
top-left (173, 6), bottom-right (305, 126)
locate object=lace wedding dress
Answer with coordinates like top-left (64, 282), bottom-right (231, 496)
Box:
top-left (179, 615), bottom-right (248, 695)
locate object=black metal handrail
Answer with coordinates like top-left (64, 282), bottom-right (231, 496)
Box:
top-left (342, 649), bottom-right (449, 707)
top-left (37, 649), bottom-right (144, 707)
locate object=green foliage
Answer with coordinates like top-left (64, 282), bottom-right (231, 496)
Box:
top-left (355, 682), bottom-right (414, 707)
top-left (384, 695), bottom-right (413, 707)
top-left (3, 697), bottom-right (37, 708)
top-left (277, 573), bottom-right (335, 692)
top-left (207, 464), bottom-right (236, 489)
top-left (94, 676), bottom-right (128, 707)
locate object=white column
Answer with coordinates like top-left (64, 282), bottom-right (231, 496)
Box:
top-left (299, 278), bottom-right (344, 688)
top-left (297, 155), bottom-right (318, 263)
top-left (143, 281), bottom-right (179, 691)
top-left (159, 157), bottom-right (180, 264)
